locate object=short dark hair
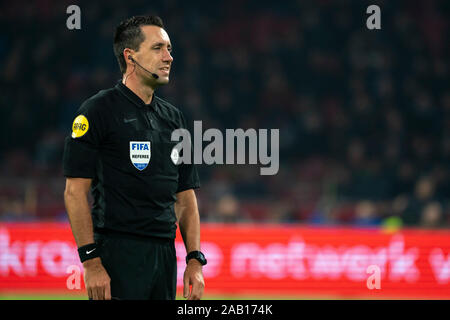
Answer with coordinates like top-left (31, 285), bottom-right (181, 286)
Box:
top-left (113, 15), bottom-right (165, 74)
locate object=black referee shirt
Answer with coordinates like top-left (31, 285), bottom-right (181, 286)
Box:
top-left (63, 81), bottom-right (200, 239)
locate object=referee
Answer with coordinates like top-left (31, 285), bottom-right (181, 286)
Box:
top-left (63, 15), bottom-right (206, 300)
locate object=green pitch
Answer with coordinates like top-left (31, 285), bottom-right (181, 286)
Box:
top-left (0, 293), bottom-right (340, 300)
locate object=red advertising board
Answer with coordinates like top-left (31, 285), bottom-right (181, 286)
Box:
top-left (1, 223), bottom-right (450, 298)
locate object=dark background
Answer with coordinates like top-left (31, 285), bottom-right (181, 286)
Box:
top-left (0, 0), bottom-right (449, 228)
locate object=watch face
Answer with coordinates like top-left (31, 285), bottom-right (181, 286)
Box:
top-left (197, 252), bottom-right (206, 264)
top-left (187, 251), bottom-right (207, 265)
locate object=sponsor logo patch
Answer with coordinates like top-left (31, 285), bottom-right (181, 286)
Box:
top-left (130, 141), bottom-right (151, 170)
top-left (171, 146), bottom-right (181, 165)
top-left (71, 115), bottom-right (89, 138)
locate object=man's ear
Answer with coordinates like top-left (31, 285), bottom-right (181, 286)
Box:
top-left (123, 49), bottom-right (132, 63)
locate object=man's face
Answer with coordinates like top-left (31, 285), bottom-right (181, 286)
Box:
top-left (132, 25), bottom-right (173, 85)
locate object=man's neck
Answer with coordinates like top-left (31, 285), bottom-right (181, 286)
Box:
top-left (122, 77), bottom-right (155, 105)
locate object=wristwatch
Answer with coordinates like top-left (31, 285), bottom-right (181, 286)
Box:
top-left (186, 251), bottom-right (207, 266)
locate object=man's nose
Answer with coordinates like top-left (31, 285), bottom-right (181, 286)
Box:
top-left (163, 48), bottom-right (173, 62)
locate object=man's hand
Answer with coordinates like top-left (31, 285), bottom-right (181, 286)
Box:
top-left (83, 257), bottom-right (111, 300)
top-left (183, 259), bottom-right (205, 300)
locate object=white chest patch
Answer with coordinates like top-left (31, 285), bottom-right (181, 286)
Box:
top-left (130, 141), bottom-right (151, 170)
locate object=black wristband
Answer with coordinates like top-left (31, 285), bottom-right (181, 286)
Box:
top-left (78, 243), bottom-right (100, 263)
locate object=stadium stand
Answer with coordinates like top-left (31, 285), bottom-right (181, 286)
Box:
top-left (0, 0), bottom-right (448, 228)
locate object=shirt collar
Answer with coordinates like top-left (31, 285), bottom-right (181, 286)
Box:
top-left (116, 80), bottom-right (157, 110)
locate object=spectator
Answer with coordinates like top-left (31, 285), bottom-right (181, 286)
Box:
top-left (420, 201), bottom-right (444, 229)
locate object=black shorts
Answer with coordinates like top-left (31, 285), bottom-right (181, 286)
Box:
top-left (94, 230), bottom-right (177, 300)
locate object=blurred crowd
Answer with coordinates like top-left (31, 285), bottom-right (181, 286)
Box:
top-left (0, 0), bottom-right (449, 228)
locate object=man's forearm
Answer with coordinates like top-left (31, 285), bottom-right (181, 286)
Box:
top-left (64, 192), bottom-right (95, 248)
top-left (176, 190), bottom-right (201, 253)
top-left (64, 183), bottom-right (110, 300)
top-left (179, 207), bottom-right (201, 253)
